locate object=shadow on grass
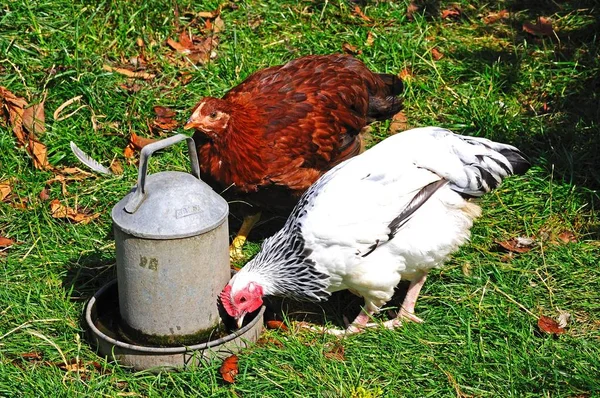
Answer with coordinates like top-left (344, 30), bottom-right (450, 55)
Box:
top-left (264, 282), bottom-right (412, 329)
top-left (451, 1), bottom-right (600, 192)
top-left (62, 252), bottom-right (116, 303)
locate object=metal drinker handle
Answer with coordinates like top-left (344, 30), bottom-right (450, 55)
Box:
top-left (124, 134), bottom-right (200, 214)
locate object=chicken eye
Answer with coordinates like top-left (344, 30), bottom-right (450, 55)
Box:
top-left (209, 112), bottom-right (217, 119)
top-left (239, 297), bottom-right (247, 303)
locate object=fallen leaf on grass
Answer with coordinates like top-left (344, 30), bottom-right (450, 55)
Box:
top-left (50, 199), bottom-right (100, 224)
top-left (53, 95), bottom-right (84, 121)
top-left (558, 231), bottom-right (577, 244)
top-left (102, 65), bottom-right (155, 80)
top-left (152, 106), bottom-right (178, 131)
top-left (197, 9), bottom-right (219, 19)
top-left (130, 132), bottom-right (158, 151)
top-left (0, 179), bottom-right (12, 201)
top-left (0, 237), bottom-right (15, 247)
top-left (441, 7), bottom-right (461, 19)
top-left (406, 2), bottom-right (419, 21)
top-left (323, 341), bottom-right (345, 361)
top-left (39, 188), bottom-right (50, 201)
top-left (398, 67), bottom-right (413, 80)
top-left (266, 320), bottom-right (289, 331)
top-left (119, 82), bottom-right (142, 93)
top-left (0, 86), bottom-right (28, 143)
top-left (483, 10), bottom-right (509, 24)
top-left (431, 48), bottom-right (444, 60)
top-left (497, 237), bottom-right (535, 253)
top-left (353, 5), bottom-right (372, 23)
top-left (22, 101), bottom-right (46, 135)
top-left (538, 315), bottom-right (565, 335)
top-left (523, 17), bottom-right (554, 37)
top-left (21, 352), bottom-right (44, 361)
top-left (211, 16), bottom-right (225, 34)
top-left (342, 43), bottom-right (362, 55)
top-left (219, 355), bottom-right (239, 384)
top-left (110, 159), bottom-right (124, 175)
top-left (27, 137), bottom-right (50, 170)
top-left (365, 31), bottom-right (375, 47)
top-left (0, 87), bottom-right (51, 170)
top-left (166, 32), bottom-right (219, 65)
top-left (389, 111), bottom-right (408, 135)
top-left (123, 144), bottom-right (136, 159)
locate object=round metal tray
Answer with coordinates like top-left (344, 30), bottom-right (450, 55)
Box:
top-left (85, 279), bottom-right (264, 371)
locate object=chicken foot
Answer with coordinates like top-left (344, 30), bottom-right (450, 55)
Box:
top-left (395, 271), bottom-right (428, 323)
top-left (230, 212), bottom-right (262, 261)
top-left (303, 272), bottom-right (429, 336)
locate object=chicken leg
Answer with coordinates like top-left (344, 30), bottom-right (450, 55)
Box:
top-left (380, 270), bottom-right (428, 329)
top-left (230, 212), bottom-right (262, 262)
top-left (306, 272), bottom-right (429, 336)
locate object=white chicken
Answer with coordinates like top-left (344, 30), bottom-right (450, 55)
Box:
top-left (220, 127), bottom-right (530, 334)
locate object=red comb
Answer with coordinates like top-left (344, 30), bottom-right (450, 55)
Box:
top-left (220, 285), bottom-right (237, 317)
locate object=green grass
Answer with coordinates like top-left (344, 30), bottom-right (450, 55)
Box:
top-left (1, 0), bottom-right (599, 396)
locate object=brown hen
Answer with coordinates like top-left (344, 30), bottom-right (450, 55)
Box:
top-left (184, 54), bottom-right (403, 260)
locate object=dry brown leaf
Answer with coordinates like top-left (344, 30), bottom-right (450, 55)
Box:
top-left (0, 86), bottom-right (28, 144)
top-left (219, 355), bottom-right (239, 384)
top-left (353, 5), bottom-right (372, 23)
top-left (123, 144), bottom-right (136, 159)
top-left (342, 43), bottom-right (362, 55)
top-left (27, 137), bottom-right (49, 170)
top-left (50, 199), bottom-right (100, 224)
top-left (153, 106), bottom-right (176, 118)
top-left (398, 67), bottom-right (413, 80)
top-left (212, 15), bottom-right (225, 34)
top-left (1, 87), bottom-right (51, 170)
top-left (441, 8), bottom-right (461, 19)
top-left (406, 2), bottom-right (419, 21)
top-left (389, 111), bottom-right (408, 135)
top-left (119, 82), bottom-right (142, 93)
top-left (20, 352), bottom-right (43, 361)
top-left (53, 95), bottom-right (84, 121)
top-left (0, 179), bottom-right (12, 201)
top-left (109, 159), bottom-right (124, 175)
top-left (153, 117), bottom-right (179, 131)
top-left (431, 48), bottom-right (444, 60)
top-left (558, 231), bottom-right (577, 244)
top-left (22, 101), bottom-right (46, 135)
top-left (483, 9), bottom-right (509, 24)
top-left (266, 320), bottom-right (289, 331)
top-left (39, 188), bottom-right (50, 201)
top-left (130, 132), bottom-right (158, 151)
top-left (497, 237), bottom-right (534, 253)
top-left (0, 237), bottom-right (15, 247)
top-left (323, 342), bottom-right (345, 361)
top-left (102, 65), bottom-right (155, 80)
top-left (365, 31), bottom-right (375, 47)
top-left (167, 32), bottom-right (219, 65)
top-left (523, 17), bottom-right (554, 37)
top-left (538, 315), bottom-right (565, 335)
top-left (198, 10), bottom-right (218, 19)
top-left (10, 199), bottom-right (28, 210)
top-left (166, 38), bottom-right (189, 53)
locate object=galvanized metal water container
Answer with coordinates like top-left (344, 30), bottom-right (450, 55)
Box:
top-left (112, 134), bottom-right (229, 346)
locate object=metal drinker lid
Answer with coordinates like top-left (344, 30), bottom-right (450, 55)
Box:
top-left (111, 134), bottom-right (228, 239)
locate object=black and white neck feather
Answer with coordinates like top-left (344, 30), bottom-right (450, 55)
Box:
top-left (240, 172), bottom-right (338, 301)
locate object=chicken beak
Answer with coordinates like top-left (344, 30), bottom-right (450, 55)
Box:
top-left (236, 312), bottom-right (247, 329)
top-left (183, 119), bottom-right (195, 130)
